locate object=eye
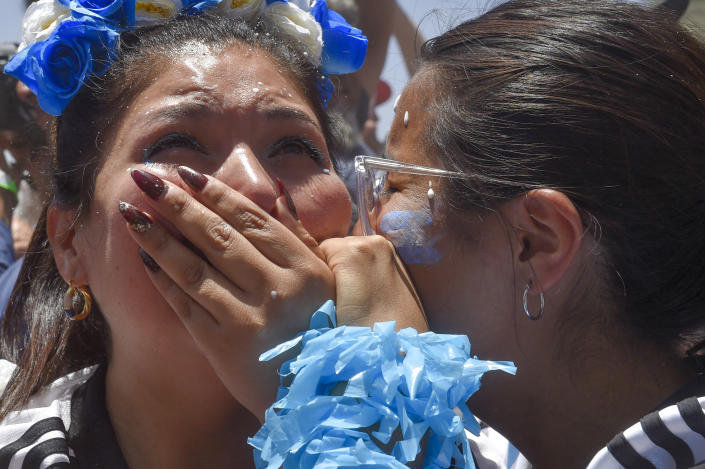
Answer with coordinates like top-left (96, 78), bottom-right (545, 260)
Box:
top-left (378, 173), bottom-right (405, 203)
top-left (143, 133), bottom-right (207, 162)
top-left (267, 136), bottom-right (325, 163)
top-left (381, 185), bottom-right (399, 196)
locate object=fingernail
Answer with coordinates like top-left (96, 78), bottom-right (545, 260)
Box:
top-left (131, 169), bottom-right (166, 199)
top-left (276, 178), bottom-right (299, 220)
top-left (119, 201), bottom-right (152, 233)
top-left (177, 166), bottom-right (208, 191)
top-left (139, 248), bottom-right (160, 272)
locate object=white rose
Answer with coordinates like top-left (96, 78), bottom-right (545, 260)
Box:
top-left (19, 0), bottom-right (70, 51)
top-left (264, 1), bottom-right (322, 63)
top-left (215, 0), bottom-right (265, 21)
top-left (135, 0), bottom-right (182, 26)
top-left (288, 0), bottom-right (313, 12)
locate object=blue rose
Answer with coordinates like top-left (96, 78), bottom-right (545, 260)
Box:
top-left (181, 0), bottom-right (222, 14)
top-left (4, 17), bottom-right (119, 116)
top-left (312, 0), bottom-right (367, 75)
top-left (58, 0), bottom-right (137, 29)
top-left (316, 72), bottom-right (334, 108)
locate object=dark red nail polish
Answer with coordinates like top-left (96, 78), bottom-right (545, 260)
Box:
top-left (177, 166), bottom-right (208, 191)
top-left (119, 201), bottom-right (152, 233)
top-left (139, 248), bottom-right (160, 272)
top-left (277, 179), bottom-right (299, 220)
top-left (131, 169), bottom-right (166, 199)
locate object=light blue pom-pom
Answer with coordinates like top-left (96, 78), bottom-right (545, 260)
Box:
top-left (249, 302), bottom-right (516, 468)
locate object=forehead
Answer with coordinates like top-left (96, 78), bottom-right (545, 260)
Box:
top-left (386, 71), bottom-right (437, 167)
top-left (129, 41), bottom-right (317, 126)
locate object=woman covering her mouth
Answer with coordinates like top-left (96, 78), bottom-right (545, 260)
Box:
top-left (0, 1), bottom-right (384, 466)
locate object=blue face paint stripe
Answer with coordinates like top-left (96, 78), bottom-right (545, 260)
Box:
top-left (379, 210), bottom-right (442, 265)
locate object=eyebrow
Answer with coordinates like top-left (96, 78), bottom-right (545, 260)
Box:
top-left (145, 100), bottom-right (321, 132)
top-left (263, 106), bottom-right (321, 132)
top-left (146, 100), bottom-right (220, 124)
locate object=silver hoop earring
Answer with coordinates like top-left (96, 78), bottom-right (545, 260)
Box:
top-left (523, 282), bottom-right (544, 320)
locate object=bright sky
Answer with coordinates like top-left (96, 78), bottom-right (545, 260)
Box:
top-left (0, 0), bottom-right (24, 44)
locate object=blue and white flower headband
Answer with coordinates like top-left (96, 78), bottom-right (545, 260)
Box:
top-left (5, 0), bottom-right (368, 116)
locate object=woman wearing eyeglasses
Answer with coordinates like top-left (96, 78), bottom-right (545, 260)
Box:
top-left (337, 0), bottom-right (705, 467)
top-left (249, 0), bottom-right (705, 466)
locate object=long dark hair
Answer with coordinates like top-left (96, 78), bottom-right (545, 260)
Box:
top-left (0, 12), bottom-right (336, 419)
top-left (419, 0), bottom-right (705, 354)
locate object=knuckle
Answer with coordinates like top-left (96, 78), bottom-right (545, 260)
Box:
top-left (182, 260), bottom-right (207, 288)
top-left (303, 264), bottom-right (335, 291)
top-left (205, 220), bottom-right (235, 252)
top-left (169, 191), bottom-right (191, 216)
top-left (235, 210), bottom-right (269, 233)
top-left (349, 236), bottom-right (385, 256)
top-left (164, 283), bottom-right (192, 320)
top-left (370, 235), bottom-right (392, 250)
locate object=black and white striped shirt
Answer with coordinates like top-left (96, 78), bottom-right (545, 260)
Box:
top-left (587, 395), bottom-right (705, 469)
top-left (0, 360), bottom-right (128, 469)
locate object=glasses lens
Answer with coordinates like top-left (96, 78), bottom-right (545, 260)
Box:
top-left (364, 168), bottom-right (386, 234)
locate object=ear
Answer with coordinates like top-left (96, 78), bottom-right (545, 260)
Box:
top-left (505, 189), bottom-right (583, 293)
top-left (47, 204), bottom-right (89, 285)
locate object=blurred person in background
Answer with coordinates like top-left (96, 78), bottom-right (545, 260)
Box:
top-left (0, 41), bottom-right (50, 322)
top-left (360, 0), bottom-right (425, 155)
top-left (0, 43), bottom-right (24, 276)
top-left (0, 43), bottom-right (41, 273)
top-left (327, 0), bottom-right (425, 198)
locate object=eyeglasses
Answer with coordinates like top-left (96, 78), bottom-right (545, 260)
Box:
top-left (354, 155), bottom-right (467, 235)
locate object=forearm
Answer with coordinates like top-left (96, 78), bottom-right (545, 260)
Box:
top-left (353, 0), bottom-right (396, 102)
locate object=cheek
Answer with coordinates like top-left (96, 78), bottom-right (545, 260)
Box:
top-left (288, 174), bottom-right (352, 240)
top-left (77, 176), bottom-right (150, 292)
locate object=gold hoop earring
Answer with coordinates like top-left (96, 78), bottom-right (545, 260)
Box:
top-left (64, 282), bottom-right (92, 321)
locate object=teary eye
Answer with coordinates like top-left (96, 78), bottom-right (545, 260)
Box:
top-left (143, 133), bottom-right (207, 162)
top-left (267, 136), bottom-right (325, 163)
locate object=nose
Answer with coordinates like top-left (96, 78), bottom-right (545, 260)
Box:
top-left (214, 146), bottom-right (278, 213)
